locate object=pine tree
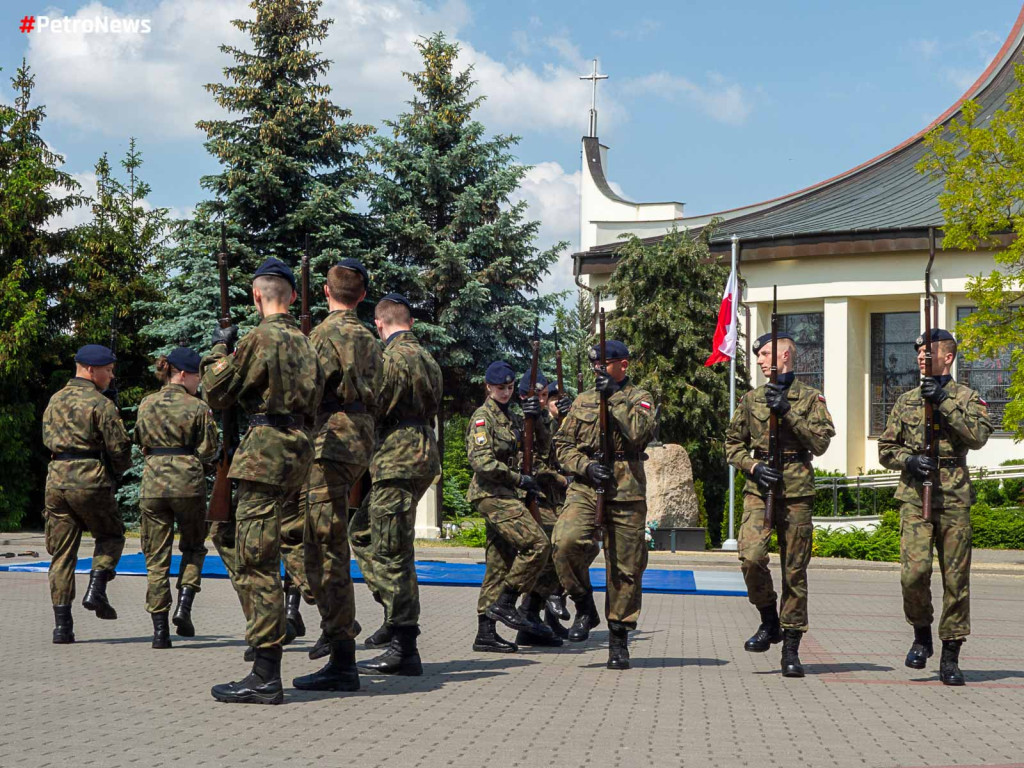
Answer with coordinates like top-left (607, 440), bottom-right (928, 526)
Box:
top-left (551, 287), bottom-right (596, 396)
top-left (607, 226), bottom-right (748, 546)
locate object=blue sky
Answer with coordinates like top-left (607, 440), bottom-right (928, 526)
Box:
top-left (3, 0), bottom-right (1023, 292)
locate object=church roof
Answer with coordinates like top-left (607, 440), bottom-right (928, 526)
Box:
top-left (583, 5), bottom-right (1024, 259)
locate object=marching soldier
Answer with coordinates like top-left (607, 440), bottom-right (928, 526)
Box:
top-left (878, 328), bottom-right (992, 686)
top-left (42, 344), bottom-right (132, 644)
top-left (351, 293), bottom-right (442, 677)
top-left (725, 332), bottom-right (835, 678)
top-left (134, 347), bottom-right (219, 648)
top-left (201, 258), bottom-right (324, 705)
top-left (292, 259), bottom-right (382, 692)
top-left (468, 362), bottom-right (556, 653)
top-left (553, 341), bottom-right (657, 670)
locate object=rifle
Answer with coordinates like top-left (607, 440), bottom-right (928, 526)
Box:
top-left (207, 224), bottom-right (237, 523)
top-left (521, 320), bottom-right (542, 524)
top-left (300, 234), bottom-right (311, 337)
top-left (764, 286), bottom-right (781, 527)
top-left (922, 228), bottom-right (939, 522)
top-left (593, 308), bottom-right (613, 534)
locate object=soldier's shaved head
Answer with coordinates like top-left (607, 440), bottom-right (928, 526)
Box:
top-left (253, 275), bottom-right (292, 304)
top-left (327, 265), bottom-right (365, 306)
top-left (375, 299), bottom-right (412, 327)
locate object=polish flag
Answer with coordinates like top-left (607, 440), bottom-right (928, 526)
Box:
top-left (704, 267), bottom-right (739, 366)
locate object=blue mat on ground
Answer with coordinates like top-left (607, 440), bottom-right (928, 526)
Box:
top-left (0, 553), bottom-right (746, 596)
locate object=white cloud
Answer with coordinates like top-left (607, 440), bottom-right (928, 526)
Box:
top-left (611, 18), bottom-right (660, 42)
top-left (45, 170), bottom-right (98, 232)
top-left (908, 38), bottom-right (939, 59)
top-left (628, 70), bottom-right (752, 126)
top-left (509, 161), bottom-right (580, 297)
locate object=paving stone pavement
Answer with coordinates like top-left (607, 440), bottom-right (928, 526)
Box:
top-left (2, 562), bottom-right (1024, 768)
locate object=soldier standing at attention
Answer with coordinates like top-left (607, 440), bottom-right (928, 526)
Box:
top-left (468, 362), bottom-right (556, 653)
top-left (878, 329), bottom-right (991, 686)
top-left (133, 347), bottom-right (220, 649)
top-left (42, 344), bottom-right (133, 644)
top-left (552, 341), bottom-right (657, 670)
top-left (201, 258), bottom-right (324, 705)
top-left (292, 259), bottom-right (382, 693)
top-left (725, 333), bottom-right (835, 678)
top-left (353, 293), bottom-right (442, 677)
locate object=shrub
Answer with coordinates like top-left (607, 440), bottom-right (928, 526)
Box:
top-left (971, 503), bottom-right (1024, 549)
top-left (974, 478), bottom-right (1005, 508)
top-left (812, 510), bottom-right (900, 561)
top-left (451, 522), bottom-right (487, 547)
top-left (442, 414), bottom-right (472, 522)
top-left (813, 469), bottom-right (853, 517)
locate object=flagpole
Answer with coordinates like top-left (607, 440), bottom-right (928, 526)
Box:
top-left (722, 235), bottom-right (740, 552)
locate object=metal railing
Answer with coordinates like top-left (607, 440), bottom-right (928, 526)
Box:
top-left (813, 465), bottom-right (1024, 516)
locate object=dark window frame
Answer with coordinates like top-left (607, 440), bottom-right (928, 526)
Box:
top-left (870, 311), bottom-right (920, 437)
top-left (955, 306), bottom-right (1012, 434)
top-left (777, 312), bottom-right (824, 393)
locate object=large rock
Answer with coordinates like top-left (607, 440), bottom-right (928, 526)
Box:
top-left (644, 443), bottom-right (700, 527)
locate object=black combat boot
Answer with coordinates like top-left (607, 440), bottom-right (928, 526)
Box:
top-left (212, 645), bottom-right (284, 705)
top-left (546, 590), bottom-right (570, 621)
top-left (939, 639), bottom-right (965, 686)
top-left (607, 625), bottom-right (630, 670)
top-left (82, 569), bottom-right (117, 620)
top-left (172, 586), bottom-right (196, 638)
top-left (486, 586), bottom-right (554, 637)
top-left (544, 606), bottom-right (569, 639)
top-left (152, 612), bottom-right (172, 649)
top-left (905, 625), bottom-right (933, 670)
top-left (293, 638), bottom-right (360, 692)
top-left (744, 603), bottom-right (783, 652)
top-left (780, 629), bottom-right (805, 678)
top-left (472, 615), bottom-right (518, 653)
top-left (515, 593), bottom-right (563, 647)
top-left (283, 586), bottom-right (305, 645)
top-left (567, 592), bottom-right (601, 642)
top-left (309, 632), bottom-right (331, 660)
top-left (52, 605), bottom-right (74, 645)
top-left (359, 625), bottom-right (423, 676)
top-left (244, 646), bottom-right (255, 662)
top-left (364, 620), bottom-right (393, 649)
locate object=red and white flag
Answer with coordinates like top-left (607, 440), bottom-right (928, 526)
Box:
top-left (704, 267), bottom-right (739, 366)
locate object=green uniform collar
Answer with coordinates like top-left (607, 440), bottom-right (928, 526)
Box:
top-left (69, 377), bottom-right (100, 391)
top-left (260, 312), bottom-right (298, 327)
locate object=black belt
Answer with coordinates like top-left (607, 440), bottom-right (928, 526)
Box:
top-left (249, 413), bottom-right (306, 428)
top-left (319, 401), bottom-right (367, 415)
top-left (52, 451), bottom-right (102, 461)
top-left (938, 456), bottom-right (968, 469)
top-left (754, 449), bottom-right (811, 464)
top-left (144, 447), bottom-right (195, 457)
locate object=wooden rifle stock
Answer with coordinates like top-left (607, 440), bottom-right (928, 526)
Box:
top-left (522, 321), bottom-right (542, 524)
top-left (764, 286), bottom-right (780, 527)
top-left (922, 228), bottom-right (937, 522)
top-left (207, 224), bottom-right (236, 523)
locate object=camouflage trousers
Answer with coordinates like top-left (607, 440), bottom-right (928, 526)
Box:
top-left (350, 476), bottom-right (433, 628)
top-left (900, 503), bottom-right (972, 641)
top-left (552, 487), bottom-right (646, 629)
top-left (44, 486), bottom-right (125, 606)
top-left (139, 496), bottom-right (208, 614)
top-left (738, 494), bottom-right (813, 631)
top-left (281, 489), bottom-right (313, 602)
top-left (301, 460), bottom-right (365, 641)
top-left (210, 517), bottom-right (247, 619)
top-left (475, 497), bottom-right (552, 614)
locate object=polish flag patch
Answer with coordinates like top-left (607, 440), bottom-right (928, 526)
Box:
top-left (639, 401), bottom-right (652, 410)
top-left (818, 395), bottom-right (827, 403)
top-left (475, 419), bottom-right (486, 427)
top-left (979, 398), bottom-right (989, 406)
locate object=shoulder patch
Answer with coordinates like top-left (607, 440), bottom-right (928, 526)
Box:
top-left (212, 359), bottom-right (229, 374)
top-left (979, 397), bottom-right (988, 406)
top-left (473, 430), bottom-right (488, 446)
top-left (639, 401), bottom-right (652, 410)
top-left (818, 395), bottom-right (826, 403)
top-left (475, 419), bottom-right (486, 427)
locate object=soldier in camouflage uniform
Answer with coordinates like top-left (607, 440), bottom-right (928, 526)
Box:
top-left (467, 361), bottom-right (556, 653)
top-left (553, 341), bottom-right (657, 670)
top-left (353, 293), bottom-right (442, 677)
top-left (878, 328), bottom-right (992, 686)
top-left (202, 258), bottom-right (324, 705)
top-left (725, 332), bottom-right (835, 678)
top-left (42, 344), bottom-right (133, 644)
top-left (292, 259), bottom-right (381, 693)
top-left (134, 347), bottom-right (219, 649)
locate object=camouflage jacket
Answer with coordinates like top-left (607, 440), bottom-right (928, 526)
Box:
top-left (554, 379), bottom-right (657, 503)
top-left (370, 330), bottom-right (442, 481)
top-left (201, 313), bottom-right (324, 486)
top-left (43, 377), bottom-right (132, 489)
top-left (725, 379), bottom-right (835, 499)
top-left (310, 309), bottom-right (382, 467)
top-left (466, 397), bottom-right (552, 502)
top-left (878, 379), bottom-right (992, 508)
top-left (134, 383), bottom-right (220, 498)
top-left (535, 410), bottom-right (567, 507)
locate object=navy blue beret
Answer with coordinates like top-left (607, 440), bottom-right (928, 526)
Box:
top-left (753, 332), bottom-right (794, 355)
top-left (75, 344), bottom-right (116, 366)
top-left (485, 361), bottom-right (516, 385)
top-left (914, 328), bottom-right (956, 349)
top-left (588, 340), bottom-right (629, 361)
top-left (379, 292), bottom-right (412, 310)
top-left (518, 371), bottom-right (549, 395)
top-left (335, 258), bottom-right (369, 288)
top-left (253, 257), bottom-right (296, 291)
top-left (167, 346), bottom-right (201, 374)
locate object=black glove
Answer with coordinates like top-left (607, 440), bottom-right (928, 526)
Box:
top-left (920, 377), bottom-right (949, 405)
top-left (595, 371), bottom-right (620, 395)
top-left (586, 462), bottom-right (613, 484)
top-left (101, 387), bottom-right (119, 404)
top-left (906, 454), bottom-right (938, 480)
top-left (556, 395), bottom-right (573, 416)
top-left (211, 324), bottom-right (239, 349)
top-left (751, 463), bottom-right (782, 492)
top-left (517, 474), bottom-right (541, 494)
top-left (520, 395), bottom-right (542, 418)
top-left (764, 382), bottom-right (791, 416)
